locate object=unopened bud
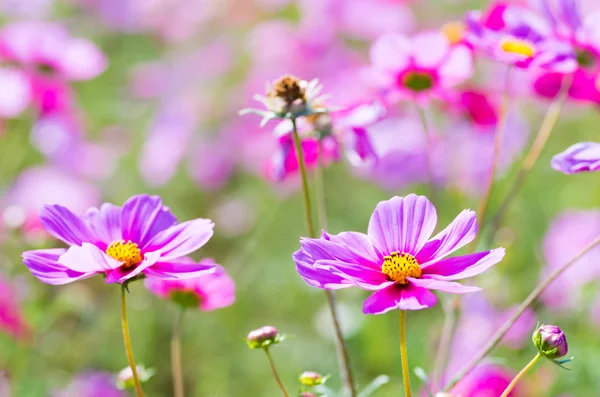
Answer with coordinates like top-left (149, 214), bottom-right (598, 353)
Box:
top-left (533, 324), bottom-right (568, 360)
top-left (116, 365), bottom-right (155, 390)
top-left (299, 371), bottom-right (328, 387)
top-left (299, 393), bottom-right (316, 397)
top-left (246, 325), bottom-right (282, 349)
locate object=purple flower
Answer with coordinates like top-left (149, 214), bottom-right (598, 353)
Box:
top-left (369, 31), bottom-right (473, 104)
top-left (145, 262), bottom-right (235, 311)
top-left (551, 142), bottom-right (600, 174)
top-left (22, 194), bottom-right (216, 285)
top-left (53, 371), bottom-right (126, 397)
top-left (293, 194), bottom-right (505, 314)
top-left (450, 364), bottom-right (519, 397)
top-left (465, 3), bottom-right (577, 72)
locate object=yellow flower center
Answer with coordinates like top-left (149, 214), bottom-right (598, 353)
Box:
top-left (381, 251), bottom-right (422, 285)
top-left (500, 38), bottom-right (536, 57)
top-left (106, 240), bottom-right (143, 269)
top-left (441, 21), bottom-right (465, 45)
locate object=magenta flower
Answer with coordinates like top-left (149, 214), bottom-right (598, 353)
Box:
top-left (293, 194), bottom-right (505, 314)
top-left (145, 262), bottom-right (235, 311)
top-left (0, 274), bottom-right (30, 341)
top-left (551, 142), bottom-right (600, 174)
top-left (465, 3), bottom-right (577, 72)
top-left (369, 31), bottom-right (473, 103)
top-left (450, 364), bottom-right (519, 397)
top-left (22, 194), bottom-right (216, 285)
top-left (53, 371), bottom-right (126, 397)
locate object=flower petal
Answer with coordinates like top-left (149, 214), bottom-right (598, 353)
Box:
top-left (314, 259), bottom-right (393, 290)
top-left (59, 243), bottom-right (122, 273)
top-left (412, 31), bottom-right (450, 68)
top-left (22, 248), bottom-right (94, 285)
top-left (299, 232), bottom-right (381, 270)
top-left (368, 194), bottom-right (437, 256)
top-left (144, 219), bottom-right (214, 261)
top-left (370, 33), bottom-right (412, 71)
top-left (422, 248), bottom-right (505, 280)
top-left (416, 210), bottom-right (477, 264)
top-left (294, 250), bottom-right (354, 290)
top-left (121, 194), bottom-right (178, 248)
top-left (143, 259), bottom-right (217, 280)
top-left (105, 251), bottom-right (161, 284)
top-left (322, 231), bottom-right (383, 264)
top-left (438, 45), bottom-right (474, 87)
top-left (407, 277), bottom-right (482, 294)
top-left (362, 284), bottom-right (437, 314)
top-left (85, 203), bottom-right (123, 249)
top-left (39, 204), bottom-right (94, 246)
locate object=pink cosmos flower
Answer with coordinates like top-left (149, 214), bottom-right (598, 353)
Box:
top-left (22, 194), bottom-right (216, 285)
top-left (551, 142), bottom-right (600, 174)
top-left (465, 2), bottom-right (577, 72)
top-left (450, 364), bottom-right (519, 397)
top-left (145, 263), bottom-right (235, 311)
top-left (369, 31), bottom-right (473, 103)
top-left (0, 67), bottom-right (31, 118)
top-left (533, 0), bottom-right (600, 102)
top-left (293, 194), bottom-right (505, 314)
top-left (0, 274), bottom-right (30, 341)
top-left (53, 371), bottom-right (126, 397)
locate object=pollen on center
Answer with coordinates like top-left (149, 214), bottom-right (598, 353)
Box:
top-left (382, 251), bottom-right (422, 285)
top-left (500, 37), bottom-right (536, 58)
top-left (106, 240), bottom-right (143, 269)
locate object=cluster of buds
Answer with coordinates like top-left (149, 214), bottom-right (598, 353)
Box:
top-left (298, 370), bottom-right (328, 397)
top-left (246, 325), bottom-right (286, 350)
top-left (532, 324), bottom-right (573, 369)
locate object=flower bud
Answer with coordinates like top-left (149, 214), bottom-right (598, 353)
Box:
top-left (299, 393), bottom-right (317, 397)
top-left (299, 371), bottom-right (328, 387)
top-left (533, 324), bottom-right (568, 359)
top-left (116, 365), bottom-right (155, 390)
top-left (246, 325), bottom-right (282, 349)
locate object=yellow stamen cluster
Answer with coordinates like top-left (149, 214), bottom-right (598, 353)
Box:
top-left (106, 240), bottom-right (143, 269)
top-left (381, 251), bottom-right (422, 285)
top-left (441, 21), bottom-right (466, 45)
top-left (500, 38), bottom-right (536, 57)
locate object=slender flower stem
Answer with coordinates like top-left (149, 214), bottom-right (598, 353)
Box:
top-left (291, 118), bottom-right (357, 397)
top-left (171, 309), bottom-right (185, 397)
top-left (416, 105), bottom-right (437, 203)
top-left (264, 348), bottom-right (291, 397)
top-left (291, 118), bottom-right (316, 237)
top-left (314, 153), bottom-right (328, 230)
top-left (443, 235), bottom-right (600, 391)
top-left (485, 77), bottom-right (571, 245)
top-left (399, 310), bottom-right (412, 397)
top-left (500, 353), bottom-right (542, 397)
top-left (473, 66), bottom-right (512, 250)
top-left (431, 297), bottom-right (458, 391)
top-left (120, 285), bottom-right (144, 397)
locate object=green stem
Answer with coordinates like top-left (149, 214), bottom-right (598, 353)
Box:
top-left (171, 309), bottom-right (185, 397)
top-left (500, 354), bottom-right (541, 397)
top-left (416, 105), bottom-right (437, 203)
top-left (473, 66), bottom-right (512, 251)
top-left (120, 285), bottom-right (144, 397)
top-left (485, 76), bottom-right (571, 246)
top-left (443, 235), bottom-right (600, 391)
top-left (399, 310), bottom-right (412, 397)
top-left (314, 152), bottom-right (328, 231)
top-left (264, 348), bottom-right (291, 397)
top-left (291, 118), bottom-right (357, 397)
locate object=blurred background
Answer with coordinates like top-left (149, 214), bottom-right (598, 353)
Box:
top-left (1, 0), bottom-right (600, 396)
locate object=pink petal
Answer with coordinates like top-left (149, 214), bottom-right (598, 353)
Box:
top-left (367, 194), bottom-right (437, 256)
top-left (84, 203), bottom-right (123, 249)
top-left (59, 38), bottom-right (107, 80)
top-left (314, 259), bottom-right (393, 290)
top-left (412, 31), bottom-right (450, 68)
top-left (439, 45), bottom-right (474, 88)
top-left (105, 251), bottom-right (161, 284)
top-left (322, 231), bottom-right (383, 264)
top-left (0, 67), bottom-right (31, 117)
top-left (22, 248), bottom-right (94, 285)
top-left (294, 250), bottom-right (354, 290)
top-left (121, 194), bottom-right (177, 248)
top-left (143, 259), bottom-right (216, 280)
top-left (416, 210), bottom-right (477, 264)
top-left (300, 233), bottom-right (381, 270)
top-left (370, 34), bottom-right (412, 71)
top-left (59, 243), bottom-right (122, 273)
top-left (408, 277), bottom-right (482, 294)
top-left (39, 204), bottom-right (94, 246)
top-left (144, 218), bottom-right (214, 261)
top-left (422, 248), bottom-right (505, 280)
top-left (362, 283), bottom-right (437, 314)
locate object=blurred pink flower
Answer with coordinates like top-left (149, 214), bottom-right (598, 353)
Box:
top-left (551, 141), bottom-right (600, 174)
top-left (0, 274), bottom-right (30, 341)
top-left (369, 31), bottom-right (473, 104)
top-left (541, 210), bottom-right (600, 310)
top-left (188, 137), bottom-right (235, 191)
top-left (53, 371), bottom-right (126, 397)
top-left (450, 363), bottom-right (520, 397)
top-left (145, 263), bottom-right (235, 311)
top-left (0, 67), bottom-right (31, 118)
